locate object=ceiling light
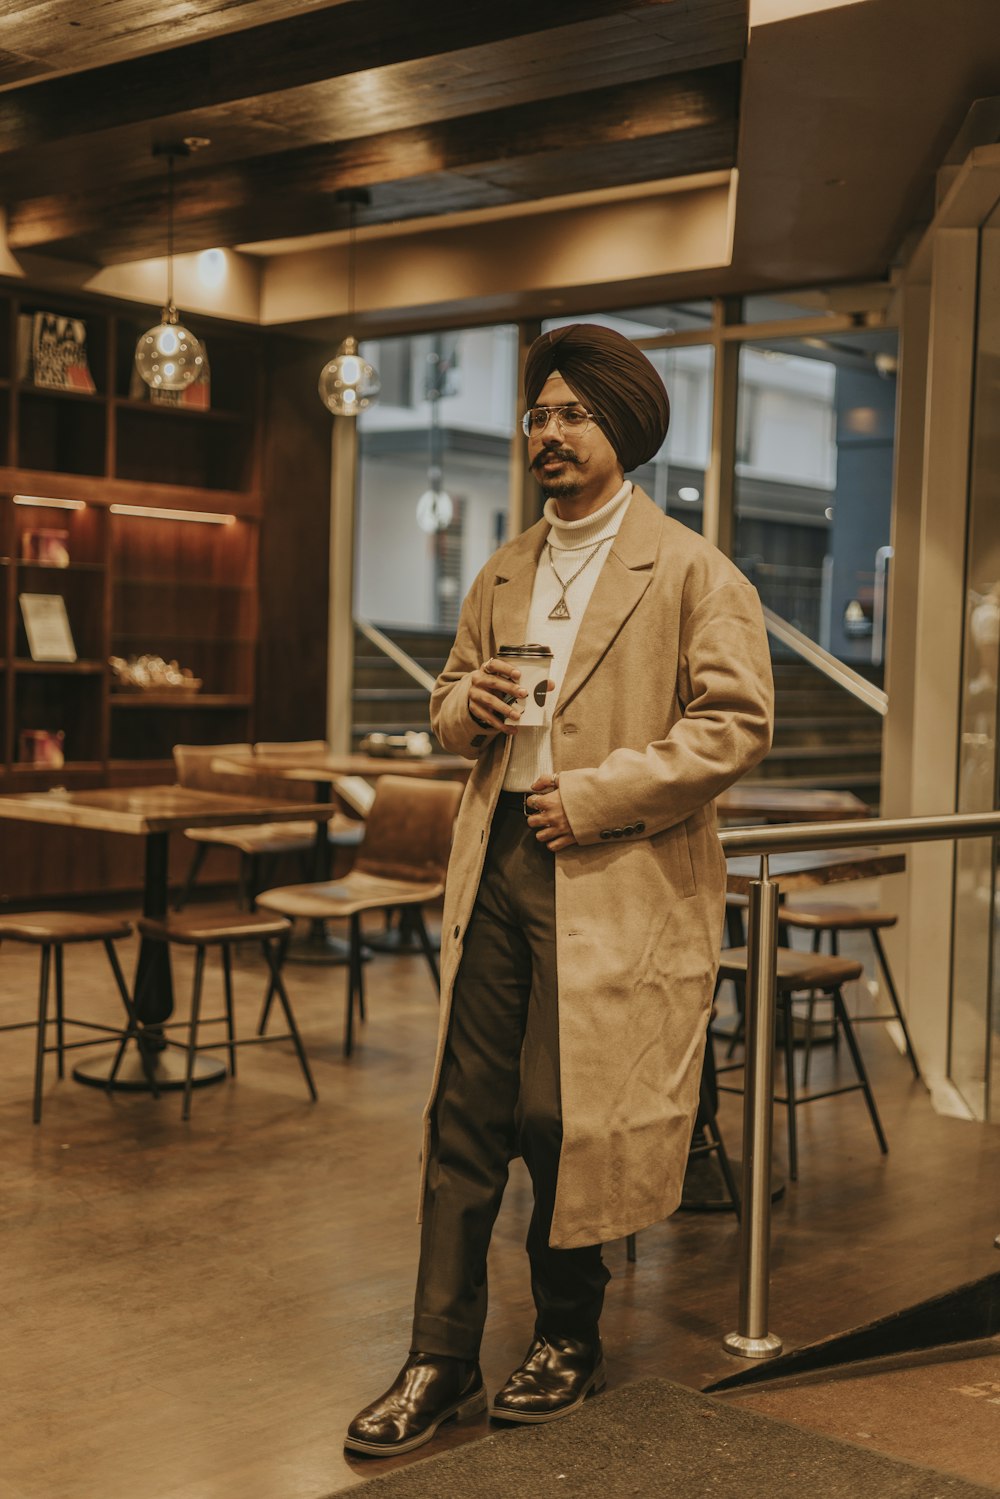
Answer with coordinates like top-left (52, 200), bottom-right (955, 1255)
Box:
top-left (318, 189), bottom-right (381, 417)
top-left (134, 147), bottom-right (206, 393)
top-left (678, 486), bottom-right (701, 503)
top-left (197, 248), bottom-right (227, 289)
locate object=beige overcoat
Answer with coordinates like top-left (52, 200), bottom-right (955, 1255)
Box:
top-left (423, 488), bottom-right (773, 1249)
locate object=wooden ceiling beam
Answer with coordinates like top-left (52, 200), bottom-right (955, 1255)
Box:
top-left (0, 0), bottom-right (685, 155)
top-left (7, 66), bottom-right (739, 263)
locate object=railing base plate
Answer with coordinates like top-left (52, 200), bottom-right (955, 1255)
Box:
top-left (723, 1331), bottom-right (784, 1360)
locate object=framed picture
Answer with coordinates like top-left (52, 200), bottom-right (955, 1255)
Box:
top-left (19, 593), bottom-right (77, 663)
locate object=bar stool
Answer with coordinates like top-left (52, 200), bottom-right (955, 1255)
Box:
top-left (716, 945), bottom-right (888, 1181)
top-left (0, 912), bottom-right (138, 1122)
top-left (777, 902), bottom-right (920, 1078)
top-left (131, 910), bottom-right (316, 1120)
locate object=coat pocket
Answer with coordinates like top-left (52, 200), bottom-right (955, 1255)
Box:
top-left (650, 822), bottom-right (697, 900)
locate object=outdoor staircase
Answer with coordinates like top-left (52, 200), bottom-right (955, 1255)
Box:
top-left (352, 627), bottom-right (883, 809)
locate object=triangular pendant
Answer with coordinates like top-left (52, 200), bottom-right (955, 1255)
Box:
top-left (548, 596), bottom-right (571, 621)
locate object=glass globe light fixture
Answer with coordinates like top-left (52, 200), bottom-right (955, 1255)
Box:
top-left (135, 302), bottom-right (205, 391)
top-left (318, 335), bottom-right (381, 416)
top-left (134, 146), bottom-right (207, 393)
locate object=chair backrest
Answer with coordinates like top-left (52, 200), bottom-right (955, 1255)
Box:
top-left (173, 743), bottom-right (253, 794)
top-left (355, 776), bottom-right (464, 884)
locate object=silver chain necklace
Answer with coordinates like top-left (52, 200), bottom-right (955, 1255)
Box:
top-left (546, 535), bottom-right (612, 620)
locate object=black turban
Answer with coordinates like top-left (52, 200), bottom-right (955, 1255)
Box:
top-left (523, 323), bottom-right (670, 472)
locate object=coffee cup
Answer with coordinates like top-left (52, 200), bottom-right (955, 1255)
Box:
top-left (498, 644), bottom-right (554, 727)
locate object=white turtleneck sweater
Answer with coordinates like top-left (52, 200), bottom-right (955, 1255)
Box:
top-left (503, 480), bottom-right (632, 791)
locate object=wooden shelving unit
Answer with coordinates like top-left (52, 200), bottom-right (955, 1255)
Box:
top-left (0, 281), bottom-right (265, 898)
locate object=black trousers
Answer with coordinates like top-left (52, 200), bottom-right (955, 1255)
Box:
top-left (411, 795), bottom-right (610, 1360)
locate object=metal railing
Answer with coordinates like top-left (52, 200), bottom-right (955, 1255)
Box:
top-left (354, 617), bottom-right (436, 693)
top-left (717, 809), bottom-right (1000, 1359)
top-left (763, 606), bottom-right (888, 717)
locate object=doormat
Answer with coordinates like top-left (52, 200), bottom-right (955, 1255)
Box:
top-left (341, 1377), bottom-right (1000, 1498)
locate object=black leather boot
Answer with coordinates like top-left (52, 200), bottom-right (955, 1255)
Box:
top-left (344, 1353), bottom-right (486, 1456)
top-left (489, 1333), bottom-right (605, 1423)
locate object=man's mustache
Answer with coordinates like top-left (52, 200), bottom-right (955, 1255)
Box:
top-left (530, 448), bottom-right (581, 470)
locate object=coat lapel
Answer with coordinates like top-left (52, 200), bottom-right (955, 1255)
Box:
top-left (556, 488), bottom-right (662, 713)
top-left (490, 521), bottom-right (547, 653)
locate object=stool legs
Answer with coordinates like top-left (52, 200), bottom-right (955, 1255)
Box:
top-left (54, 945), bottom-right (66, 1079)
top-left (183, 947), bottom-right (208, 1121)
top-left (412, 907), bottom-right (440, 990)
top-left (32, 945), bottom-right (53, 1125)
top-left (221, 943), bottom-right (237, 1077)
top-left (780, 993), bottom-right (800, 1182)
top-left (261, 937), bottom-right (317, 1101)
top-left (830, 986), bottom-right (889, 1156)
top-left (870, 929), bottom-right (921, 1078)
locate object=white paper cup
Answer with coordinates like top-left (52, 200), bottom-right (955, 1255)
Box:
top-left (498, 646), bottom-right (553, 727)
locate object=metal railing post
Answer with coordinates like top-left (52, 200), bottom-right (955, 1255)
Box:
top-left (724, 853), bottom-right (783, 1359)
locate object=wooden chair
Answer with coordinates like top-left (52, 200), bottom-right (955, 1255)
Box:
top-left (0, 912), bottom-right (138, 1121)
top-left (130, 909), bottom-right (316, 1120)
top-left (256, 776), bottom-right (464, 1056)
top-left (172, 742), bottom-right (358, 910)
top-left (777, 902), bottom-right (920, 1079)
top-left (716, 945), bottom-right (888, 1181)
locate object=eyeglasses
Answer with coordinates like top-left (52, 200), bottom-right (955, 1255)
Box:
top-left (521, 404), bottom-right (597, 437)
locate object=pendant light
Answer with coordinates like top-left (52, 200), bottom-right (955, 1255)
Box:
top-left (318, 189), bottom-right (380, 416)
top-left (416, 345), bottom-right (454, 534)
top-left (135, 146), bottom-right (206, 392)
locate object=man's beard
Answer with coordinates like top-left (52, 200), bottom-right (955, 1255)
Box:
top-left (532, 448), bottom-right (584, 498)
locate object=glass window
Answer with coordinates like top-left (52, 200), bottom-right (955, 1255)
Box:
top-left (734, 330), bottom-right (898, 659)
top-left (950, 201), bottom-right (1000, 1121)
top-left (356, 326), bottom-right (517, 634)
top-left (741, 292), bottom-right (843, 323)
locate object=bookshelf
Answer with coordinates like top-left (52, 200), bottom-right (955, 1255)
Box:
top-left (0, 283), bottom-right (265, 899)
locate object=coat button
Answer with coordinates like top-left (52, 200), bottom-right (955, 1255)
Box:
top-left (612, 828), bottom-right (624, 838)
top-left (635, 821), bottom-right (646, 833)
top-left (623, 824), bottom-right (636, 836)
top-left (600, 830), bottom-right (612, 840)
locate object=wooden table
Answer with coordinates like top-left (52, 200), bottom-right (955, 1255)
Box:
top-left (717, 786), bottom-right (871, 823)
top-left (238, 750), bottom-right (471, 784)
top-left (0, 785), bottom-right (335, 1092)
top-left (725, 846), bottom-right (906, 896)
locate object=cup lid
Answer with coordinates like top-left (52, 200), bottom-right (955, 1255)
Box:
top-left (498, 643), bottom-right (552, 657)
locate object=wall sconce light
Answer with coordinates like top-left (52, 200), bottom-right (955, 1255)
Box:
top-left (318, 189), bottom-right (381, 416)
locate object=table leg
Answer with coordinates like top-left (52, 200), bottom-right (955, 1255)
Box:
top-left (73, 831), bottom-right (226, 1095)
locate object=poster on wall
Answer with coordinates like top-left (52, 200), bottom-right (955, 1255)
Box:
top-left (29, 312), bottom-right (97, 393)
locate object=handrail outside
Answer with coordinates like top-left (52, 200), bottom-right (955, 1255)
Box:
top-left (717, 808), bottom-right (1000, 1361)
top-left (763, 606), bottom-right (888, 717)
top-left (355, 617), bottom-right (436, 694)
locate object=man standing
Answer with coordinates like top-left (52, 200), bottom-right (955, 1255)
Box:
top-left (345, 324), bottom-right (773, 1457)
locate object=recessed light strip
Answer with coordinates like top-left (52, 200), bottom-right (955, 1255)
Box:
top-left (109, 504), bottom-right (235, 525)
top-left (13, 494), bottom-right (87, 510)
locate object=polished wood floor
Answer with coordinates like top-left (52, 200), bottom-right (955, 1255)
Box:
top-left (0, 886), bottom-right (997, 1498)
